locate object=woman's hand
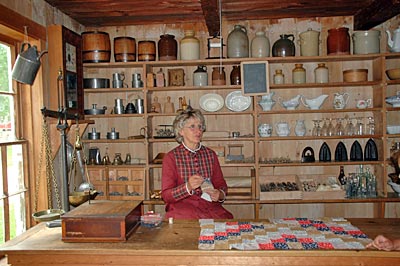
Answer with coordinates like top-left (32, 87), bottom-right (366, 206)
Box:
top-left (187, 175), bottom-right (204, 191)
top-left (203, 188), bottom-right (221, 202)
top-left (366, 235), bottom-right (395, 251)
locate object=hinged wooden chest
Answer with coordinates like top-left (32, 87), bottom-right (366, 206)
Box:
top-left (61, 200), bottom-right (142, 242)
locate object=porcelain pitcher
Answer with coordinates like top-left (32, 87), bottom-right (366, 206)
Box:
top-left (386, 27), bottom-right (400, 52)
top-left (275, 122), bottom-right (290, 136)
top-left (333, 92), bottom-right (349, 109)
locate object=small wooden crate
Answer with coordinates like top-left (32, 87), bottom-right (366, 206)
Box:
top-left (62, 200), bottom-right (142, 242)
top-left (259, 175), bottom-right (302, 200)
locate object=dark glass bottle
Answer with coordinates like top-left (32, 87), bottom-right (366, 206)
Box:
top-left (338, 166), bottom-right (346, 185)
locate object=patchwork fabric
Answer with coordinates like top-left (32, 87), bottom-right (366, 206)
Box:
top-left (198, 218), bottom-right (371, 250)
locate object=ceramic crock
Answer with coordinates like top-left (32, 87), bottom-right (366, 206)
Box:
top-left (327, 27), bottom-right (350, 55)
top-left (158, 34), bottom-right (177, 61)
top-left (352, 30), bottom-right (381, 54)
top-left (180, 30), bottom-right (200, 60)
top-left (299, 28), bottom-right (320, 56)
top-left (251, 31), bottom-right (270, 57)
top-left (227, 25), bottom-right (249, 58)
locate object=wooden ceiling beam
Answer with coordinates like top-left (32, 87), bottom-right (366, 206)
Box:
top-left (354, 0), bottom-right (400, 30)
top-left (200, 0), bottom-right (220, 37)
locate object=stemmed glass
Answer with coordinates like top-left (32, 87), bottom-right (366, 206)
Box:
top-left (355, 117), bottom-right (364, 135)
top-left (327, 118), bottom-right (335, 136)
top-left (312, 119), bottom-right (322, 136)
top-left (320, 118), bottom-right (328, 136)
top-left (366, 116), bottom-right (375, 135)
top-left (344, 117), bottom-right (355, 136)
top-left (335, 118), bottom-right (345, 136)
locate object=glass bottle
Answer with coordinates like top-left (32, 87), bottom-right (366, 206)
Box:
top-left (314, 63), bottom-right (329, 83)
top-left (292, 63), bottom-right (306, 84)
top-left (273, 69), bottom-right (284, 84)
top-left (230, 65), bottom-right (241, 85)
top-left (338, 165), bottom-right (346, 185)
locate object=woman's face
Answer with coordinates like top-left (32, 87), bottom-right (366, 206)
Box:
top-left (179, 117), bottom-right (204, 147)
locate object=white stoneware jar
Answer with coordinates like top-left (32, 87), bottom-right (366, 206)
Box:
top-left (314, 63), bottom-right (329, 83)
top-left (251, 31), bottom-right (270, 57)
top-left (180, 30), bottom-right (200, 60)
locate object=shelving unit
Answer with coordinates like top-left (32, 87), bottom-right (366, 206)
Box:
top-left (82, 53), bottom-right (400, 219)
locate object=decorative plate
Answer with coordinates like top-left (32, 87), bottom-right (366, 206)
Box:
top-left (199, 93), bottom-right (224, 112)
top-left (225, 90), bottom-right (251, 112)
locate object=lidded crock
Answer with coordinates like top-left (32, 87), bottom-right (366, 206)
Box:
top-left (299, 28), bottom-right (320, 56)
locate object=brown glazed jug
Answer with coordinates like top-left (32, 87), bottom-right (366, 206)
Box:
top-left (327, 27), bottom-right (350, 55)
top-left (158, 34), bottom-right (177, 61)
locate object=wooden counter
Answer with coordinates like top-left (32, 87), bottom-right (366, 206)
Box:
top-left (1, 218), bottom-right (400, 265)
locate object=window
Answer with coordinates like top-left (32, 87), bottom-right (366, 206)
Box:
top-left (0, 42), bottom-right (28, 244)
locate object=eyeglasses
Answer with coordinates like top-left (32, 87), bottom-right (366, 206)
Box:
top-left (184, 124), bottom-right (206, 131)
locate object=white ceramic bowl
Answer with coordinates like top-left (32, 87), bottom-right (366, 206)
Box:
top-left (199, 93), bottom-right (224, 112)
top-left (387, 125), bottom-right (400, 134)
top-left (388, 181), bottom-right (400, 194)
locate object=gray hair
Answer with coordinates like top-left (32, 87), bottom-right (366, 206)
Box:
top-left (173, 108), bottom-right (205, 143)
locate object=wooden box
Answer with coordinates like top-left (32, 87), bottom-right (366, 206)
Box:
top-left (259, 175), bottom-right (302, 200)
top-left (61, 200), bottom-right (142, 242)
top-left (299, 175), bottom-right (346, 200)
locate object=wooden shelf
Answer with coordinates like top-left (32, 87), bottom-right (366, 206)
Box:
top-left (83, 52), bottom-right (400, 219)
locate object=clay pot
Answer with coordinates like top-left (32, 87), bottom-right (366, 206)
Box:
top-left (158, 34), bottom-right (177, 61)
top-left (212, 67), bottom-right (226, 85)
top-left (327, 27), bottom-right (350, 55)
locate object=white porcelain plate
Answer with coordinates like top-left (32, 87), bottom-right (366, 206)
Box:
top-left (225, 90), bottom-right (251, 112)
top-left (199, 93), bottom-right (224, 112)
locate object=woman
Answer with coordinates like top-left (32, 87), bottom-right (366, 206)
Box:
top-left (161, 108), bottom-right (233, 219)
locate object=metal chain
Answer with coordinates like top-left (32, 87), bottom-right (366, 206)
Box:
top-left (44, 122), bottom-right (62, 210)
top-left (68, 128), bottom-right (78, 189)
top-left (33, 117), bottom-right (47, 213)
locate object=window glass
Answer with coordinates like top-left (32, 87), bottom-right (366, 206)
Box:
top-left (9, 194), bottom-right (26, 239)
top-left (0, 43), bottom-right (15, 141)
